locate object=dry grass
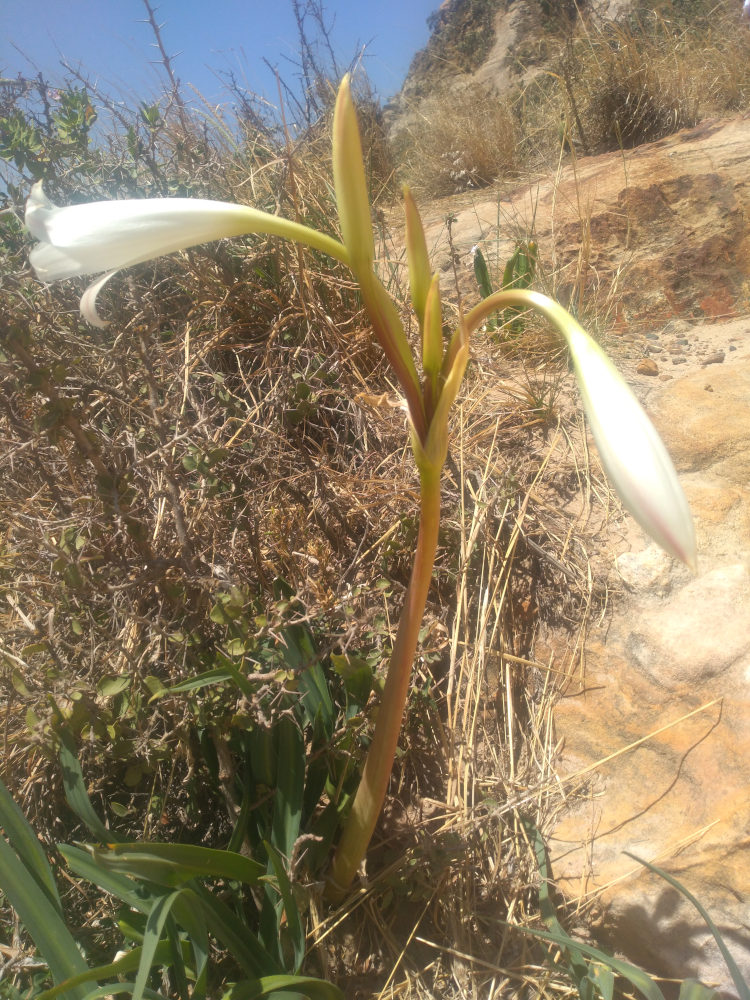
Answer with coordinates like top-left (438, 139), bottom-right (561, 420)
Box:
top-left (394, 82), bottom-right (519, 198)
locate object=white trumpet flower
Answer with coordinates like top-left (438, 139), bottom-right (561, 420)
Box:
top-left (464, 289), bottom-right (697, 569)
top-left (562, 311), bottom-right (697, 570)
top-left (25, 182), bottom-right (348, 328)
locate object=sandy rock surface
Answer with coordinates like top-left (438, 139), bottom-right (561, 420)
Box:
top-left (409, 115), bottom-right (750, 993)
top-left (548, 317), bottom-right (750, 995)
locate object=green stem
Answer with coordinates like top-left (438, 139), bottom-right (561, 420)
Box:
top-left (464, 288), bottom-right (571, 340)
top-left (326, 472), bottom-right (441, 899)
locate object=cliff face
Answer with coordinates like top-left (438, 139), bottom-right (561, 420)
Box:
top-left (400, 0), bottom-right (505, 96)
top-left (392, 0), bottom-right (600, 108)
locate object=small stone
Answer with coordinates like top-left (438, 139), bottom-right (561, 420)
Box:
top-left (636, 358), bottom-right (659, 375)
top-left (702, 351), bottom-right (725, 366)
top-left (616, 544), bottom-right (673, 592)
top-left (671, 356), bottom-right (687, 364)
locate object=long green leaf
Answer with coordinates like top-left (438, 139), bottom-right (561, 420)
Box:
top-left (298, 659), bottom-right (335, 737)
top-left (679, 980), bottom-right (720, 1000)
top-left (59, 844), bottom-right (159, 913)
top-left (222, 975), bottom-right (344, 1000)
top-left (173, 893), bottom-right (209, 1000)
top-left (192, 884), bottom-right (282, 978)
top-left (59, 729), bottom-right (122, 844)
top-left (517, 925), bottom-right (666, 1000)
top-left (473, 247), bottom-right (494, 299)
top-left (164, 667), bottom-right (235, 694)
top-left (165, 914), bottom-right (190, 1000)
top-left (523, 817), bottom-right (592, 992)
top-left (37, 942), bottom-right (175, 1000)
top-left (0, 775), bottom-right (61, 913)
top-left (0, 833), bottom-right (90, 999)
top-left (134, 890), bottom-right (184, 1000)
top-left (86, 841), bottom-right (264, 888)
top-left (265, 843), bottom-right (304, 974)
top-left (625, 853), bottom-right (749, 1000)
top-left (259, 716), bottom-right (305, 967)
top-left (271, 717), bottom-right (304, 863)
top-left (63, 983), bottom-right (167, 1000)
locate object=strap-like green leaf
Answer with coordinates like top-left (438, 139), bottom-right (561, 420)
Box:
top-left (36, 942), bottom-right (175, 1000)
top-left (86, 841), bottom-right (264, 888)
top-left (59, 729), bottom-right (122, 844)
top-left (265, 842), bottom-right (304, 973)
top-left (133, 890), bottom-right (184, 1000)
top-left (518, 925), bottom-right (667, 1000)
top-left (0, 833), bottom-right (90, 998)
top-left (626, 853), bottom-right (749, 1000)
top-left (192, 884), bottom-right (282, 978)
top-left (222, 974), bottom-right (344, 1000)
top-left (59, 844), bottom-right (158, 912)
top-left (473, 247), bottom-right (494, 299)
top-left (0, 775), bottom-right (61, 913)
top-left (271, 717), bottom-right (304, 862)
top-left (679, 980), bottom-right (720, 1000)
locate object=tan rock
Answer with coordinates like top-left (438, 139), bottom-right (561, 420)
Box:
top-left (548, 324), bottom-right (750, 994)
top-left (417, 118), bottom-right (750, 330)
top-left (636, 358), bottom-right (659, 376)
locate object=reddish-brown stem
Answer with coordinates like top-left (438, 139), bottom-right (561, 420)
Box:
top-left (326, 472), bottom-right (441, 899)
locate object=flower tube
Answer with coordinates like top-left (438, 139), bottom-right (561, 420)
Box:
top-left (25, 182), bottom-right (348, 327)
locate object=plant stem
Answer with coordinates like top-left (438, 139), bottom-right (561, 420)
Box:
top-left (326, 473), bottom-right (442, 899)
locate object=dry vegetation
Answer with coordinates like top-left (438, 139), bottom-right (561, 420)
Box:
top-left (396, 0), bottom-right (750, 197)
top-left (0, 1), bottom-right (747, 997)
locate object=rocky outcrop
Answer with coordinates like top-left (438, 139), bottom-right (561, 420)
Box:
top-left (548, 318), bottom-right (750, 996)
top-left (416, 116), bottom-right (750, 332)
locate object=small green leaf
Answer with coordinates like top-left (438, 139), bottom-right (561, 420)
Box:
top-left (98, 675), bottom-right (131, 697)
top-left (143, 675), bottom-right (167, 698)
top-left (11, 668), bottom-right (33, 696)
top-left (20, 642), bottom-right (47, 658)
top-left (330, 653), bottom-right (373, 707)
top-left (473, 246), bottom-right (494, 299)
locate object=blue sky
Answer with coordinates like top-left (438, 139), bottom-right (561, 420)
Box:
top-left (1, 1), bottom-right (438, 110)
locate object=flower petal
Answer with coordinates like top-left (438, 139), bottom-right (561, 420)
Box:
top-left (464, 289), bottom-right (696, 568)
top-left (25, 182), bottom-right (349, 283)
top-left (80, 270), bottom-right (118, 329)
top-left (566, 321), bottom-right (696, 568)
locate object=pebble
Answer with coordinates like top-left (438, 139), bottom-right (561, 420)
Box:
top-left (702, 351), bottom-right (726, 366)
top-left (636, 358), bottom-right (659, 376)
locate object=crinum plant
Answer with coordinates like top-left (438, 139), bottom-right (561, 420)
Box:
top-left (25, 75), bottom-right (696, 898)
